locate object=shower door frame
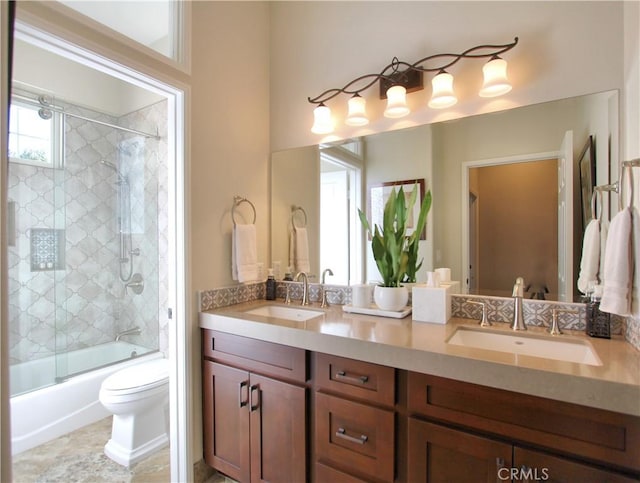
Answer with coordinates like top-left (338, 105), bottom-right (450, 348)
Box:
top-left (9, 20), bottom-right (190, 482)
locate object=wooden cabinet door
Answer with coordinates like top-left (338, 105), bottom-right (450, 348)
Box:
top-left (408, 418), bottom-right (512, 483)
top-left (203, 361), bottom-right (251, 483)
top-left (249, 373), bottom-right (307, 483)
top-left (514, 447), bottom-right (639, 483)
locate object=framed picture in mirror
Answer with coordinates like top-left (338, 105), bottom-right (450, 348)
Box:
top-left (578, 135), bottom-right (596, 227)
top-left (369, 178), bottom-right (427, 240)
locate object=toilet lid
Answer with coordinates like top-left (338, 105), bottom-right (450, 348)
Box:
top-left (102, 358), bottom-right (169, 392)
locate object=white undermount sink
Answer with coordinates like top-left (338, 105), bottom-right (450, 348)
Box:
top-left (244, 305), bottom-right (325, 322)
top-left (447, 327), bottom-right (602, 366)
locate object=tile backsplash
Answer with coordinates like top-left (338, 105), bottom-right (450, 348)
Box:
top-left (199, 282), bottom-right (632, 346)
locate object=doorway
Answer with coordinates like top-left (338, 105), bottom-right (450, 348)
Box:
top-left (8, 21), bottom-right (186, 480)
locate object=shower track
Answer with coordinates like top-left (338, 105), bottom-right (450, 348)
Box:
top-left (12, 93), bottom-right (160, 140)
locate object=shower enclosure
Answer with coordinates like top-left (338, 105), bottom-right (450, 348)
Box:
top-left (7, 89), bottom-right (167, 397)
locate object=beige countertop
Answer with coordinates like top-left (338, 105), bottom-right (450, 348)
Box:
top-left (199, 300), bottom-right (640, 417)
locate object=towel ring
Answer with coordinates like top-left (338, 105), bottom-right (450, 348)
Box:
top-left (232, 196), bottom-right (256, 226)
top-left (291, 205), bottom-right (307, 229)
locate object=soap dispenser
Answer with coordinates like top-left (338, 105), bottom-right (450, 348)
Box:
top-left (266, 269), bottom-right (276, 300)
top-left (586, 284), bottom-right (610, 339)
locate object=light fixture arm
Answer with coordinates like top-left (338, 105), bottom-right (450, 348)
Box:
top-left (307, 37), bottom-right (518, 105)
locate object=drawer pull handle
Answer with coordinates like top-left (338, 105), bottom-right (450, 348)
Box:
top-left (250, 384), bottom-right (260, 412)
top-left (335, 427), bottom-right (368, 445)
top-left (335, 370), bottom-right (369, 384)
top-left (239, 380), bottom-right (248, 408)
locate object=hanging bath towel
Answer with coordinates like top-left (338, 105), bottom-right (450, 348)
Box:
top-left (289, 226), bottom-right (310, 273)
top-left (232, 223), bottom-right (259, 283)
top-left (600, 207), bottom-right (633, 316)
top-left (577, 218), bottom-right (600, 294)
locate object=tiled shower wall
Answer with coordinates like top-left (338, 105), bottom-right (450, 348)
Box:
top-left (8, 98), bottom-right (168, 365)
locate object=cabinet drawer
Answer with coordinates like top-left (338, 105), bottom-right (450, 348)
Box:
top-left (315, 462), bottom-right (370, 483)
top-left (407, 372), bottom-right (640, 474)
top-left (202, 329), bottom-right (306, 383)
top-left (315, 353), bottom-right (395, 406)
top-left (316, 392), bottom-right (395, 482)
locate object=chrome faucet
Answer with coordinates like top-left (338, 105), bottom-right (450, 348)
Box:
top-left (116, 326), bottom-right (141, 341)
top-left (320, 268), bottom-right (335, 308)
top-left (511, 277), bottom-right (526, 331)
top-left (295, 271), bottom-right (310, 306)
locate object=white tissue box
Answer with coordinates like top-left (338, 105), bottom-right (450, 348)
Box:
top-left (412, 285), bottom-right (452, 324)
top-left (439, 280), bottom-right (460, 294)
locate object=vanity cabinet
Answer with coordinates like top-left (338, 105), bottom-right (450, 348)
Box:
top-left (202, 330), bottom-right (307, 483)
top-left (201, 329), bottom-right (640, 482)
top-left (406, 372), bottom-right (640, 482)
top-left (313, 353), bottom-right (396, 482)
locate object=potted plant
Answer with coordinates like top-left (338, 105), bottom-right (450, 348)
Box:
top-left (404, 189), bottom-right (432, 284)
top-left (358, 184), bottom-right (432, 310)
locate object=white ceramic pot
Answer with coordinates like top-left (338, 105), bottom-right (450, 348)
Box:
top-left (374, 285), bottom-right (409, 312)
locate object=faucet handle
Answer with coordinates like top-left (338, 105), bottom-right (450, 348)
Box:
top-left (284, 283), bottom-right (292, 305)
top-left (466, 300), bottom-right (491, 327)
top-left (549, 309), bottom-right (578, 335)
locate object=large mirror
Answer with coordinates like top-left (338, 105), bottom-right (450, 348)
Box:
top-left (271, 90), bottom-right (619, 302)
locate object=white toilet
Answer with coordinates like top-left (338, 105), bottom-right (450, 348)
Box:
top-left (99, 357), bottom-right (170, 467)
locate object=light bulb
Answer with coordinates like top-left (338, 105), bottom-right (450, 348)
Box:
top-left (345, 95), bottom-right (369, 126)
top-left (311, 104), bottom-right (334, 134)
top-left (479, 57), bottom-right (512, 98)
top-left (384, 85), bottom-right (410, 118)
top-left (428, 71), bottom-right (457, 109)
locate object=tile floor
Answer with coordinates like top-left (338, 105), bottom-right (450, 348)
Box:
top-left (11, 417), bottom-right (229, 483)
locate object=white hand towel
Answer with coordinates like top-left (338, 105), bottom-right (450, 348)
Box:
top-left (232, 224), bottom-right (258, 283)
top-left (294, 226), bottom-right (310, 273)
top-left (600, 207), bottom-right (632, 316)
top-left (577, 218), bottom-right (600, 294)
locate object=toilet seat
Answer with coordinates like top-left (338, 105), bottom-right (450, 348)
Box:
top-left (101, 358), bottom-right (169, 394)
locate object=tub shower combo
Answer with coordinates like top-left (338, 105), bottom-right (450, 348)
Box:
top-left (8, 90), bottom-right (169, 457)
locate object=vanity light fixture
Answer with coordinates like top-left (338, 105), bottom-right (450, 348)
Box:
top-left (311, 102), bottom-right (334, 134)
top-left (308, 37), bottom-right (518, 133)
top-left (479, 56), bottom-right (512, 97)
top-left (384, 85), bottom-right (410, 118)
top-left (345, 94), bottom-right (369, 126)
top-left (428, 70), bottom-right (457, 109)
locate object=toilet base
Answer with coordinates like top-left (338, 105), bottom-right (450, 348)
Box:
top-left (103, 405), bottom-right (169, 467)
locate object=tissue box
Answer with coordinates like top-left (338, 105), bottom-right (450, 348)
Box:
top-left (412, 285), bottom-right (452, 324)
top-left (439, 280), bottom-right (460, 294)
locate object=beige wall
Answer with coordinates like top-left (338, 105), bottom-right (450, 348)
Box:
top-left (270, 1), bottom-right (624, 151)
top-left (190, 2), bottom-right (270, 292)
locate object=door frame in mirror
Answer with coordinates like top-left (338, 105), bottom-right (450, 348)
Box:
top-left (461, 150), bottom-right (562, 299)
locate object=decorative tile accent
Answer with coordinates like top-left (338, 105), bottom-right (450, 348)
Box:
top-left (452, 294), bottom-right (589, 332)
top-left (199, 282), bottom-right (266, 311)
top-left (625, 316), bottom-right (640, 351)
top-left (30, 228), bottom-right (65, 271)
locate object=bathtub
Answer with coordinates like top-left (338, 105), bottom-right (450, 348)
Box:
top-left (10, 342), bottom-right (162, 455)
